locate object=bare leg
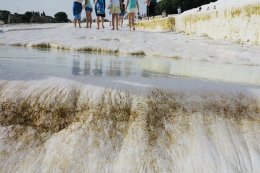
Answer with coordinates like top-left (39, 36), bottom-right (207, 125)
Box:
top-left (121, 16), bottom-right (124, 27)
top-left (97, 16), bottom-right (100, 29)
top-left (116, 14), bottom-right (119, 30)
top-left (112, 14), bottom-right (115, 30)
top-left (132, 14), bottom-right (135, 30)
top-left (78, 20), bottom-right (81, 28)
top-left (87, 12), bottom-right (91, 28)
top-left (86, 11), bottom-right (88, 28)
top-left (128, 13), bottom-right (132, 31)
top-left (101, 17), bottom-right (104, 29)
top-left (74, 20), bottom-right (77, 27)
top-left (118, 16), bottom-right (121, 27)
top-left (89, 13), bottom-right (92, 28)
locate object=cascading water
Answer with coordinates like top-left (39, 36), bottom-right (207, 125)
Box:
top-left (0, 46), bottom-right (259, 173)
top-left (0, 77), bottom-right (259, 173)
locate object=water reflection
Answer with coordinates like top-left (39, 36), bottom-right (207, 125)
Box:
top-left (92, 58), bottom-right (103, 76)
top-left (69, 53), bottom-right (260, 85)
top-left (72, 58), bottom-right (81, 76)
top-left (83, 59), bottom-right (91, 75)
top-left (106, 59), bottom-right (121, 77)
top-left (124, 60), bottom-right (132, 77)
top-left (1, 47), bottom-right (260, 85)
top-left (73, 56), bottom-right (126, 77)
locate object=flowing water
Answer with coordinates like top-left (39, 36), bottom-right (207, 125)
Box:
top-left (0, 46), bottom-right (260, 173)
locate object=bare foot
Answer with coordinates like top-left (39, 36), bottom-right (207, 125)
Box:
top-left (111, 28), bottom-right (114, 30)
top-left (96, 27), bottom-right (100, 29)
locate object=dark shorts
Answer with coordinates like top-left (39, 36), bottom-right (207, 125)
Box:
top-left (120, 10), bottom-right (125, 17)
top-left (85, 7), bottom-right (93, 12)
top-left (96, 13), bottom-right (105, 17)
top-left (73, 2), bottom-right (83, 16)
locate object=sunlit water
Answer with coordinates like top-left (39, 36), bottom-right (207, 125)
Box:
top-left (1, 46), bottom-right (260, 84)
top-left (0, 46), bottom-right (260, 173)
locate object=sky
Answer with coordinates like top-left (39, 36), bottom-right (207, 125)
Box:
top-left (0, 0), bottom-right (147, 20)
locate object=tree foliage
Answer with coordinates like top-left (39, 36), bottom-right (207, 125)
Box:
top-left (22, 11), bottom-right (33, 23)
top-left (155, 0), bottom-right (217, 15)
top-left (0, 10), bottom-right (10, 24)
top-left (54, 12), bottom-right (68, 23)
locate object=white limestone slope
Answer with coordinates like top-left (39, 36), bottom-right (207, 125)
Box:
top-left (0, 23), bottom-right (260, 66)
top-left (0, 78), bottom-right (260, 173)
top-left (175, 0), bottom-right (260, 45)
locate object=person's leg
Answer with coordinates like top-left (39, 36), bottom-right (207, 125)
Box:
top-left (112, 14), bottom-right (115, 30)
top-left (97, 16), bottom-right (100, 29)
top-left (128, 13), bottom-right (132, 30)
top-left (74, 19), bottom-right (77, 28)
top-left (116, 14), bottom-right (119, 30)
top-left (101, 17), bottom-right (105, 29)
top-left (121, 15), bottom-right (124, 27)
top-left (89, 11), bottom-right (92, 28)
top-left (87, 11), bottom-right (90, 28)
top-left (132, 13), bottom-right (135, 30)
top-left (78, 19), bottom-right (81, 28)
top-left (85, 12), bottom-right (88, 28)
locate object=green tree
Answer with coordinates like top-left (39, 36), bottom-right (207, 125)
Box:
top-left (22, 11), bottom-right (33, 23)
top-left (0, 10), bottom-right (10, 24)
top-left (54, 12), bottom-right (68, 23)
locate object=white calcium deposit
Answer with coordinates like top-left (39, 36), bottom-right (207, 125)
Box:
top-left (0, 77), bottom-right (260, 173)
top-left (0, 23), bottom-right (260, 66)
top-left (175, 0), bottom-right (260, 44)
top-left (0, 3), bottom-right (260, 171)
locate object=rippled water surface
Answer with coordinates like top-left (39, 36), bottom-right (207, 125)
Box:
top-left (0, 46), bottom-right (260, 173)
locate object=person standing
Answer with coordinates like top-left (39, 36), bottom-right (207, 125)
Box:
top-left (84, 0), bottom-right (93, 28)
top-left (110, 0), bottom-right (121, 30)
top-left (145, 0), bottom-right (150, 20)
top-left (95, 0), bottom-right (106, 29)
top-left (119, 0), bottom-right (126, 27)
top-left (73, 0), bottom-right (83, 28)
top-left (126, 0), bottom-right (139, 31)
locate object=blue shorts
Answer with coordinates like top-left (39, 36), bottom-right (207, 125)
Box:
top-left (73, 2), bottom-right (82, 20)
top-left (120, 10), bottom-right (126, 17)
top-left (95, 2), bottom-right (105, 17)
top-left (85, 7), bottom-right (93, 12)
top-left (74, 14), bottom-right (81, 20)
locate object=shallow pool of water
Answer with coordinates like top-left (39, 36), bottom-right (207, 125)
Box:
top-left (0, 46), bottom-right (259, 83)
top-left (0, 46), bottom-right (260, 96)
